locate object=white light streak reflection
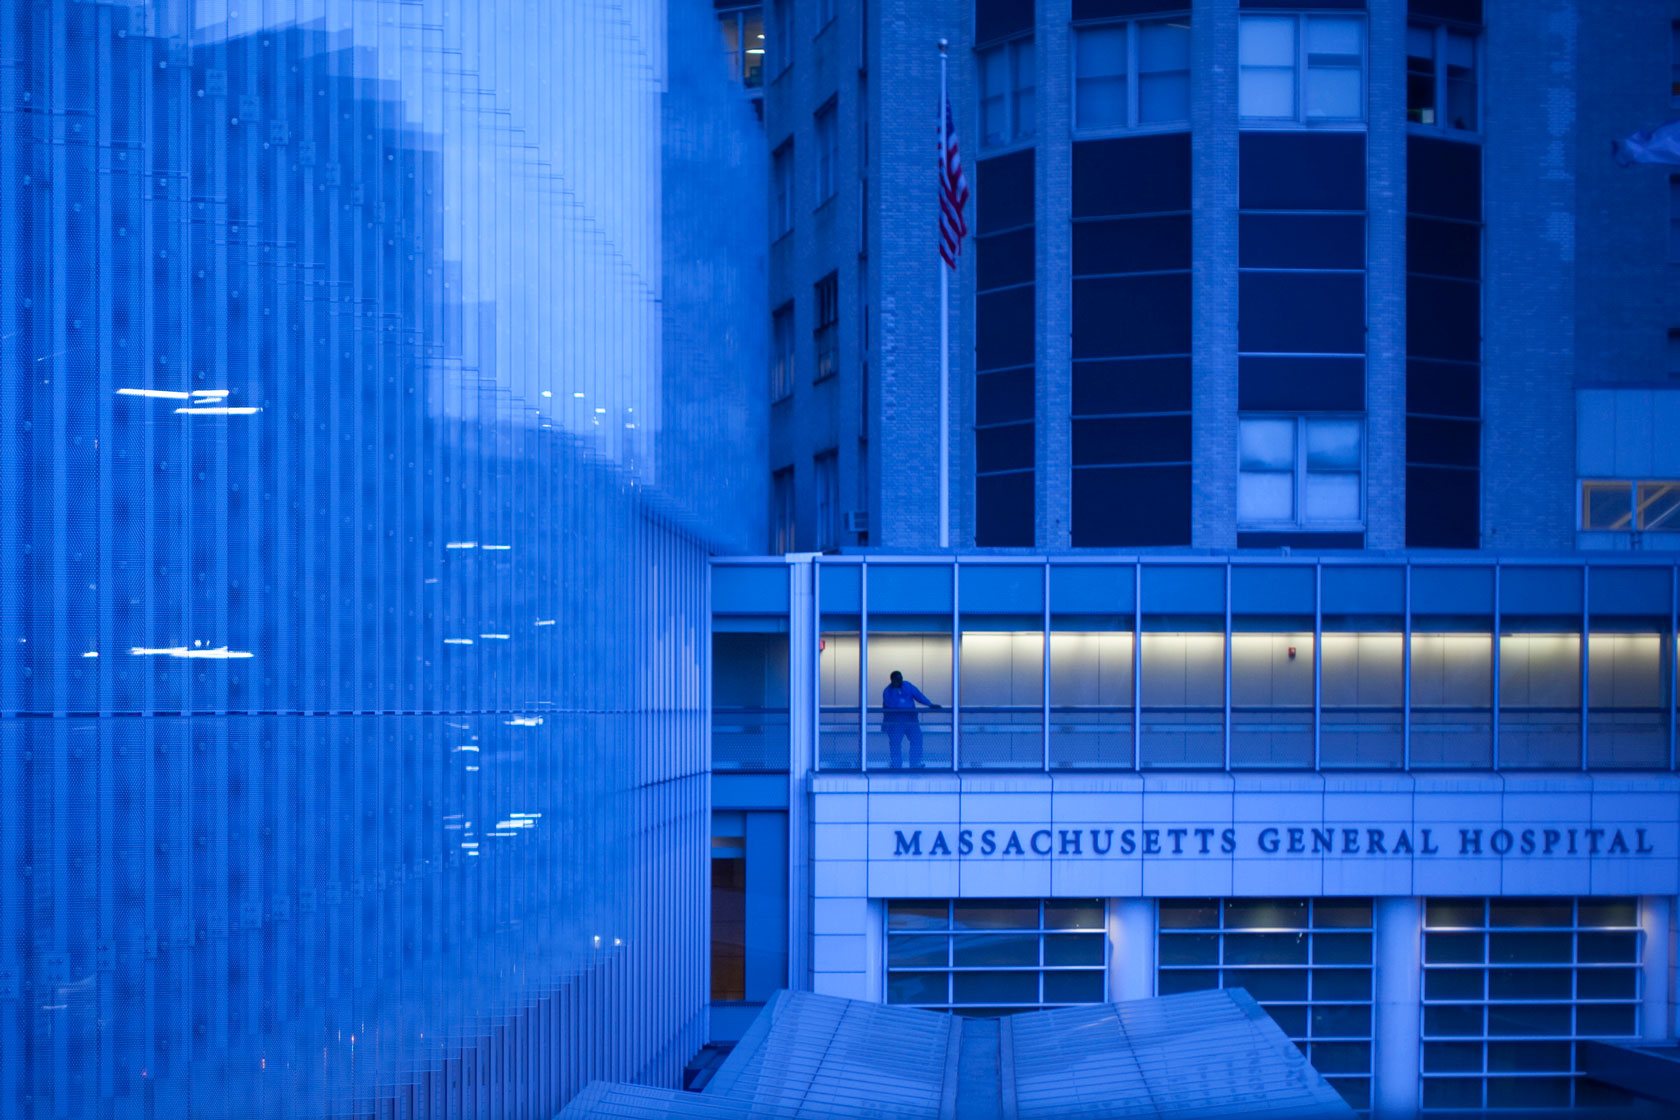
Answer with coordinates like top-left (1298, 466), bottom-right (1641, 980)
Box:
top-left (505, 716), bottom-right (542, 726)
top-left (443, 638), bottom-right (474, 645)
top-left (130, 646), bottom-right (253, 659)
top-left (174, 406), bottom-right (260, 415)
top-left (534, 619), bottom-right (555, 626)
top-left (481, 544), bottom-right (510, 551)
top-left (116, 388), bottom-right (190, 400)
top-left (445, 541), bottom-right (477, 549)
top-left (479, 633), bottom-right (509, 640)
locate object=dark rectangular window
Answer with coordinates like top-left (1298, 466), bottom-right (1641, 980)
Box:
top-left (977, 149), bottom-right (1035, 234)
top-left (1073, 214), bottom-right (1192, 275)
top-left (976, 0), bottom-right (1035, 47)
top-left (1073, 274), bottom-right (1192, 358)
top-left (1240, 214), bottom-right (1364, 271)
top-left (1239, 133), bottom-right (1366, 212)
top-left (976, 469), bottom-right (1034, 547)
top-left (1072, 465), bottom-right (1191, 547)
top-left (976, 285), bottom-right (1036, 371)
top-left (815, 99), bottom-right (838, 202)
top-left (772, 465), bottom-right (794, 553)
top-left (977, 368), bottom-right (1035, 427)
top-left (1238, 272), bottom-right (1366, 355)
top-left (1073, 415), bottom-right (1191, 467)
top-left (1073, 356), bottom-right (1191, 416)
top-left (813, 271), bottom-right (838, 381)
top-left (977, 226), bottom-right (1035, 291)
top-left (1073, 133), bottom-right (1191, 218)
top-left (772, 301), bottom-right (794, 400)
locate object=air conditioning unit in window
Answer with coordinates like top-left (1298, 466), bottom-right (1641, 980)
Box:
top-left (845, 510), bottom-right (869, 535)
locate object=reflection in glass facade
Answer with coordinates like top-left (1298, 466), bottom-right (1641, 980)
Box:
top-left (0, 1), bottom-right (763, 1116)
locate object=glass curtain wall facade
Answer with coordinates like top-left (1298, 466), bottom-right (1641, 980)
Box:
top-left (0, 2), bottom-right (763, 1117)
top-left (712, 557), bottom-right (1680, 775)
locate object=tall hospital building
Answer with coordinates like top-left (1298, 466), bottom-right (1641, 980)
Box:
top-left (709, 0), bottom-right (1680, 1115)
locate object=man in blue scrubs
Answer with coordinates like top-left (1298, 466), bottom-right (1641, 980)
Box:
top-left (882, 670), bottom-right (940, 768)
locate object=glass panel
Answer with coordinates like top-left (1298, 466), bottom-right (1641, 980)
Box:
top-left (819, 628), bottom-right (861, 768)
top-left (1487, 1040), bottom-right (1570, 1072)
top-left (1582, 481), bottom-right (1634, 530)
top-left (1424, 969), bottom-right (1483, 1000)
top-left (1486, 1003), bottom-right (1570, 1036)
top-left (1588, 631), bottom-right (1668, 768)
top-left (1578, 931), bottom-right (1640, 964)
top-left (1139, 631), bottom-right (1225, 768)
top-left (887, 970), bottom-right (949, 1005)
top-left (1578, 898), bottom-right (1639, 927)
top-left (1137, 20), bottom-right (1191, 124)
top-left (1486, 1078), bottom-right (1570, 1110)
top-left (888, 900), bottom-right (949, 930)
top-left (980, 45), bottom-right (1009, 145)
top-left (1499, 632), bottom-right (1582, 769)
top-left (1639, 481), bottom-right (1680, 530)
top-left (712, 632), bottom-right (791, 770)
top-left (1424, 1005), bottom-right (1484, 1036)
top-left (869, 631), bottom-right (953, 770)
top-left (1488, 931), bottom-right (1573, 964)
top-left (1327, 1077), bottom-right (1369, 1112)
top-left (1305, 418), bottom-right (1361, 470)
top-left (1240, 417), bottom-right (1296, 470)
top-left (1314, 899), bottom-right (1373, 929)
top-left (1225, 968), bottom-right (1308, 1002)
top-left (1489, 898), bottom-right (1572, 927)
top-left (1406, 23), bottom-right (1437, 125)
top-left (953, 933), bottom-right (1039, 967)
top-left (1224, 933), bottom-right (1310, 966)
top-left (1320, 633), bottom-right (1403, 768)
top-left (1422, 1077), bottom-right (1483, 1109)
top-left (1050, 629), bottom-right (1134, 768)
top-left (1576, 1002), bottom-right (1638, 1036)
top-left (953, 970), bottom-right (1039, 1005)
top-left (1157, 969), bottom-right (1218, 994)
top-left (1238, 471), bottom-right (1294, 522)
top-left (1158, 900), bottom-right (1220, 930)
top-left (1410, 631), bottom-right (1494, 768)
top-left (1313, 933), bottom-right (1372, 965)
top-left (1303, 472), bottom-right (1360, 522)
top-left (1313, 969), bottom-right (1372, 1001)
top-left (1444, 29), bottom-right (1477, 131)
top-left (1304, 17), bottom-right (1364, 121)
top-left (1575, 968), bottom-right (1638, 999)
top-left (1486, 969), bottom-right (1571, 1000)
top-left (712, 856), bottom-right (746, 1000)
top-left (1424, 933), bottom-right (1485, 964)
top-left (1311, 1005), bottom-right (1371, 1038)
top-left (1075, 26), bottom-right (1128, 129)
top-left (1426, 899), bottom-right (1486, 928)
top-left (888, 934), bottom-right (949, 968)
top-left (1230, 633), bottom-right (1314, 767)
top-left (1158, 933), bottom-right (1220, 966)
top-left (743, 11), bottom-right (765, 87)
top-left (1266, 1005), bottom-right (1309, 1037)
top-left (1044, 933), bottom-right (1104, 966)
top-left (1423, 1042), bottom-right (1482, 1073)
top-left (1012, 41), bottom-right (1037, 140)
top-left (1227, 899), bottom-right (1309, 930)
top-left (960, 629), bottom-right (1044, 769)
top-left (1044, 900), bottom-right (1106, 931)
top-left (1043, 970), bottom-right (1106, 1003)
top-left (954, 900), bottom-right (1039, 931)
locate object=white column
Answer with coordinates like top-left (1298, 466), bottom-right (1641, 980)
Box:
top-left (1109, 899), bottom-right (1156, 1003)
top-left (1373, 897), bottom-right (1422, 1120)
top-left (1640, 895), bottom-right (1671, 1041)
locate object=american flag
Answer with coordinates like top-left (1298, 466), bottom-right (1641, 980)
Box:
top-left (938, 102), bottom-right (969, 269)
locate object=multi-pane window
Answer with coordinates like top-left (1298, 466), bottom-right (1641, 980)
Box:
top-left (771, 466), bottom-right (794, 553)
top-left (716, 5), bottom-right (765, 89)
top-left (1073, 17), bottom-right (1191, 131)
top-left (978, 36), bottom-right (1036, 147)
top-left (1421, 897), bottom-right (1643, 1113)
top-left (1580, 479), bottom-right (1680, 532)
top-left (1239, 14), bottom-right (1366, 124)
top-left (1407, 23), bottom-right (1478, 132)
top-left (815, 99), bottom-right (838, 203)
top-left (813, 271), bottom-right (839, 382)
top-left (886, 899), bottom-right (1106, 1016)
top-left (814, 450), bottom-right (838, 551)
top-left (771, 301), bottom-right (795, 401)
top-left (1157, 898), bottom-right (1374, 1113)
top-left (1238, 416), bottom-right (1364, 528)
top-left (772, 141), bottom-right (794, 239)
top-left (769, 0), bottom-right (790, 76)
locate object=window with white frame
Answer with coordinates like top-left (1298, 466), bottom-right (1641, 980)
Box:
top-left (979, 36), bottom-right (1036, 147)
top-left (1406, 23), bottom-right (1478, 132)
top-left (815, 99), bottom-right (838, 203)
top-left (772, 141), bottom-right (793, 239)
top-left (815, 450), bottom-right (838, 551)
top-left (1074, 16), bottom-right (1191, 131)
top-left (1238, 415), bottom-right (1364, 528)
top-left (887, 899), bottom-right (1107, 1015)
top-left (813, 271), bottom-right (839, 382)
top-left (771, 301), bottom-right (794, 401)
top-left (1239, 14), bottom-right (1365, 124)
top-left (1580, 479), bottom-right (1680, 532)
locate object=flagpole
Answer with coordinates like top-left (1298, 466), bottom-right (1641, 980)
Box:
top-left (938, 38), bottom-right (950, 550)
